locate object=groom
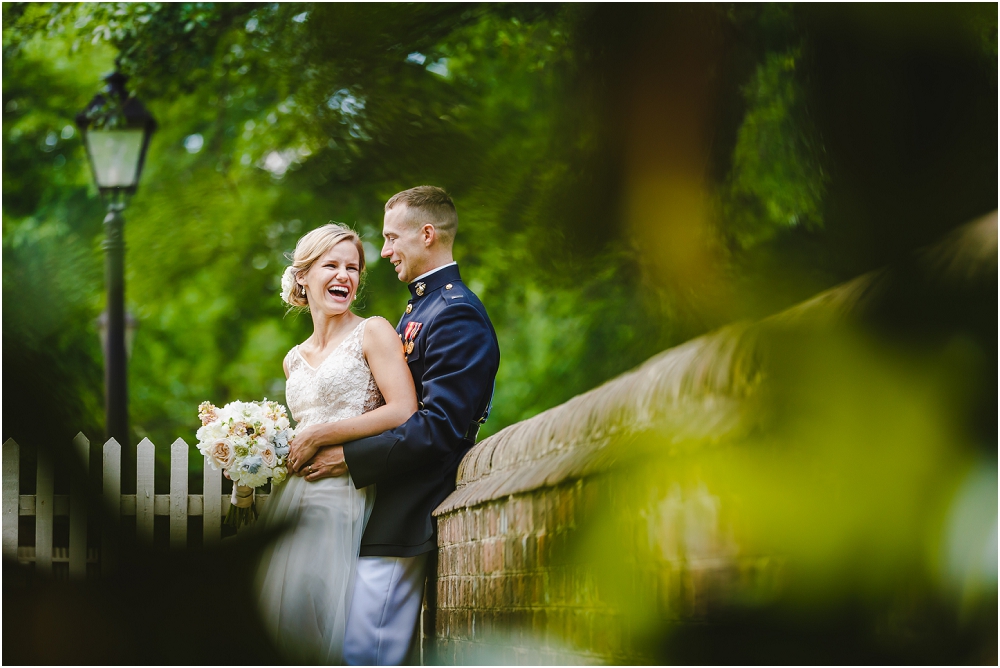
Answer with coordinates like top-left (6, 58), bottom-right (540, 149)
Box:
top-left (305, 186), bottom-right (500, 665)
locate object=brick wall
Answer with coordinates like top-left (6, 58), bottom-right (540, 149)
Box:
top-left (424, 305), bottom-right (771, 663)
top-left (431, 467), bottom-right (771, 664)
top-left (435, 481), bottom-right (622, 664)
top-left (426, 214), bottom-right (997, 664)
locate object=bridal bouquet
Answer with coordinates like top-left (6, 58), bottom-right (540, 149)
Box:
top-left (196, 399), bottom-right (295, 528)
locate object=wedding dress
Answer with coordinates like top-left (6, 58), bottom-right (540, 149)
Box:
top-left (255, 318), bottom-right (382, 664)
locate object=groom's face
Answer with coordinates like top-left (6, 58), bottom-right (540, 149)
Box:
top-left (382, 205), bottom-right (431, 283)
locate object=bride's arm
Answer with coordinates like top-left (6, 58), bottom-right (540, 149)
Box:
top-left (287, 318), bottom-right (416, 472)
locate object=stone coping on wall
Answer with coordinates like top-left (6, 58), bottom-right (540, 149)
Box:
top-left (433, 271), bottom-right (874, 517)
top-left (433, 212), bottom-right (997, 517)
top-left (435, 326), bottom-right (755, 515)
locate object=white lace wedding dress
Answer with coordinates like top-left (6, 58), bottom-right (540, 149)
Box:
top-left (255, 318), bottom-right (383, 664)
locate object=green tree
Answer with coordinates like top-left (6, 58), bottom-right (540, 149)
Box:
top-left (3, 2), bottom-right (995, 459)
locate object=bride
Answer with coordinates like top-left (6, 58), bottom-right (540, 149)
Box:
top-left (254, 223), bottom-right (417, 664)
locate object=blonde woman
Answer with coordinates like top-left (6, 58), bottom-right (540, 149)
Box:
top-left (255, 223), bottom-right (417, 664)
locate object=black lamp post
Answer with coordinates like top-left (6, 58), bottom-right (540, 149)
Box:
top-left (97, 310), bottom-right (139, 361)
top-left (76, 68), bottom-right (156, 460)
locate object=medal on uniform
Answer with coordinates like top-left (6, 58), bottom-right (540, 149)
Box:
top-left (403, 321), bottom-right (423, 341)
top-left (402, 321), bottom-right (423, 360)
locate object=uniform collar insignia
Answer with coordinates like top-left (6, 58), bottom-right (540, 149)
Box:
top-left (407, 264), bottom-right (462, 299)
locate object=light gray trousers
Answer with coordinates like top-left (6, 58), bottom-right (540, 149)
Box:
top-left (343, 554), bottom-right (429, 666)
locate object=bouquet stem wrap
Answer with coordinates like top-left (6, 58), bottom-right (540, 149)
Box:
top-left (226, 484), bottom-right (258, 528)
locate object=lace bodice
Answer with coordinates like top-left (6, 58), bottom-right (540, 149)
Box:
top-left (284, 318), bottom-right (386, 429)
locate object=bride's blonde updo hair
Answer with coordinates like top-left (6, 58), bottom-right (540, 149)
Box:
top-left (280, 223), bottom-right (366, 309)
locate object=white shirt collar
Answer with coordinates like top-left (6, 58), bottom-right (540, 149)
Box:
top-left (411, 261), bottom-right (457, 283)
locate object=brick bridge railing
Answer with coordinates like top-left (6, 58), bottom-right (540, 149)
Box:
top-left (425, 213), bottom-right (997, 664)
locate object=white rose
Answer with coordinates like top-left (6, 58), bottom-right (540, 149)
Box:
top-left (271, 467), bottom-right (287, 485)
top-left (280, 266), bottom-right (297, 305)
top-left (198, 422), bottom-right (224, 442)
top-left (200, 422), bottom-right (224, 442)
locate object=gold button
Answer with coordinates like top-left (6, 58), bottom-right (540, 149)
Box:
top-left (405, 304), bottom-right (413, 314)
top-left (446, 283), bottom-right (453, 289)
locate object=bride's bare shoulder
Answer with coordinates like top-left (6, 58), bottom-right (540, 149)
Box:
top-left (362, 317), bottom-right (402, 355)
top-left (363, 316), bottom-right (396, 335)
top-left (365, 315), bottom-right (399, 338)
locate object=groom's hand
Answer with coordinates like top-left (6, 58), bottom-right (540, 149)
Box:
top-left (301, 445), bottom-right (348, 481)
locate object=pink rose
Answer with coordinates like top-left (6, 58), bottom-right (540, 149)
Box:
top-left (260, 444), bottom-right (277, 468)
top-left (209, 438), bottom-right (235, 468)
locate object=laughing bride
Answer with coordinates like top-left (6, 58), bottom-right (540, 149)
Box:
top-left (254, 223), bottom-right (416, 663)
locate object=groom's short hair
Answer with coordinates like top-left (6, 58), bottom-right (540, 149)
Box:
top-left (385, 186), bottom-right (458, 245)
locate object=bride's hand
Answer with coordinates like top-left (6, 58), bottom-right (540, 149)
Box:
top-left (287, 426), bottom-right (321, 473)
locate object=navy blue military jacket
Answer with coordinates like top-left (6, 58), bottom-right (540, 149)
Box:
top-left (342, 264), bottom-right (500, 557)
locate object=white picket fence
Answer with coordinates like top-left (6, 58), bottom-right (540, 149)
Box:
top-left (1, 433), bottom-right (268, 578)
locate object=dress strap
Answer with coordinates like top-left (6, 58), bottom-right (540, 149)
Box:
top-left (284, 346), bottom-right (304, 375)
top-left (337, 318), bottom-right (365, 357)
